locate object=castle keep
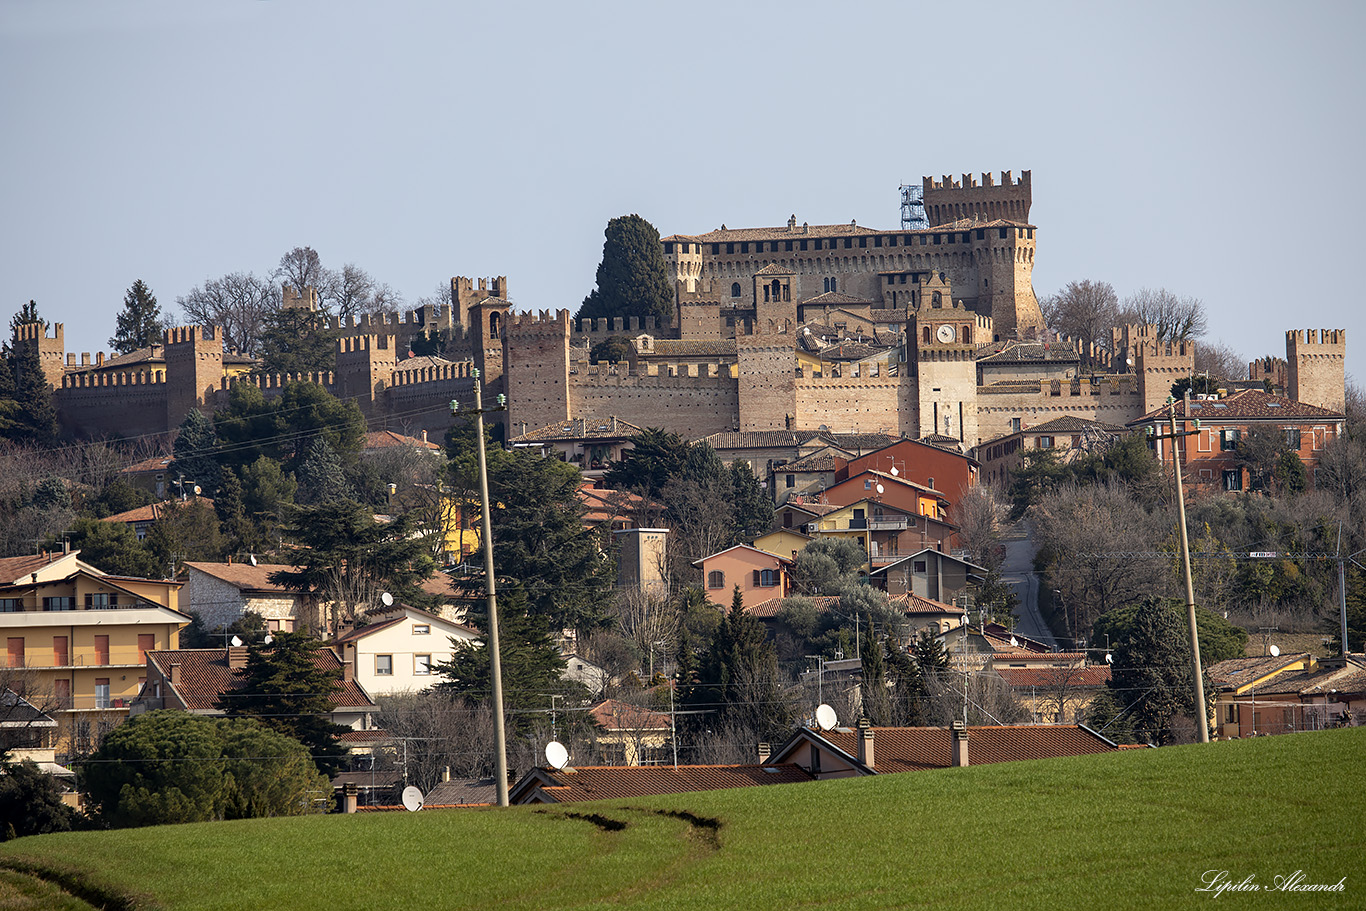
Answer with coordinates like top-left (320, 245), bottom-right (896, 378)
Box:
top-left (41, 171), bottom-right (1345, 453)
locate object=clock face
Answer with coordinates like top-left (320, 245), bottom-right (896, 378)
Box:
top-left (936, 324), bottom-right (955, 343)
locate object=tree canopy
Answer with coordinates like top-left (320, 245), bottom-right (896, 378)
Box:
top-left (80, 710), bottom-right (329, 827)
top-left (109, 279), bottom-right (166, 354)
top-left (577, 214), bottom-right (674, 327)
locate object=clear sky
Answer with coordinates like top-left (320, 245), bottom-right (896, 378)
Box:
top-left (3, 0), bottom-right (1363, 378)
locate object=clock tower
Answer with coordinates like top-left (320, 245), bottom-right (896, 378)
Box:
top-left (912, 287), bottom-right (986, 446)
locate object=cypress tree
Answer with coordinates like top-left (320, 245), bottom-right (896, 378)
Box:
top-left (577, 214), bottom-right (675, 327)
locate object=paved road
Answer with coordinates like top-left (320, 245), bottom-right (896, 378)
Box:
top-left (1000, 519), bottom-right (1058, 649)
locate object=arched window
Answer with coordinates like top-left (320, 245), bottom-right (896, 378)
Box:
top-left (707, 570), bottom-right (725, 589)
top-left (489, 311), bottom-right (502, 339)
top-left (932, 291), bottom-right (942, 308)
top-left (963, 326), bottom-right (972, 344)
top-left (771, 279), bottom-right (781, 301)
top-left (923, 326), bottom-right (931, 344)
top-left (731, 282), bottom-right (742, 298)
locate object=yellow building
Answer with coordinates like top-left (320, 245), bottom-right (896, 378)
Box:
top-left (0, 551), bottom-right (188, 758)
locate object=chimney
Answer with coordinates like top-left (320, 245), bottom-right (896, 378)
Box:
top-left (343, 656), bottom-right (355, 683)
top-left (342, 782), bottom-right (359, 814)
top-left (443, 766), bottom-right (451, 783)
top-left (757, 742), bottom-right (771, 764)
top-left (168, 663), bottom-right (180, 685)
top-left (227, 646), bottom-right (249, 670)
top-left (421, 430), bottom-right (428, 445)
top-left (951, 720), bottom-right (969, 767)
top-left (857, 716), bottom-right (875, 769)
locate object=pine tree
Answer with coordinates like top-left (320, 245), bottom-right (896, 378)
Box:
top-left (109, 279), bottom-right (165, 354)
top-left (730, 459), bottom-right (773, 542)
top-left (1107, 597), bottom-right (1207, 745)
top-left (170, 408), bottom-right (221, 496)
top-left (295, 437), bottom-right (352, 505)
top-left (217, 632), bottom-right (349, 777)
top-left (577, 214), bottom-right (675, 327)
top-left (7, 301), bottom-right (57, 444)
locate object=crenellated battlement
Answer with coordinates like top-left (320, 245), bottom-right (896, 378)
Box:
top-left (164, 325), bottom-right (219, 347)
top-left (1287, 328), bottom-right (1346, 349)
top-left (924, 170), bottom-right (1029, 191)
top-left (62, 368), bottom-right (166, 389)
top-left (505, 308), bottom-right (572, 336)
top-left (1286, 328), bottom-right (1346, 411)
top-left (391, 360), bottom-right (477, 385)
top-left (569, 359), bottom-right (734, 380)
top-left (14, 321), bottom-right (64, 344)
top-left (224, 371), bottom-right (335, 392)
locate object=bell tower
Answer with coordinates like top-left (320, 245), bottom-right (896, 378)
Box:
top-left (912, 293), bottom-right (985, 445)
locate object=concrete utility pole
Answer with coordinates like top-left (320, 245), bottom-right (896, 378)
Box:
top-left (452, 373), bottom-right (511, 805)
top-left (1151, 397), bottom-right (1209, 743)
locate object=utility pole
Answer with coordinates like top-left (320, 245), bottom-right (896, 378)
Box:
top-left (1148, 397), bottom-right (1209, 743)
top-left (451, 372), bottom-right (511, 805)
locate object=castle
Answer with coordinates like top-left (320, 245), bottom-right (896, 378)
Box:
top-left (28, 171), bottom-right (1345, 456)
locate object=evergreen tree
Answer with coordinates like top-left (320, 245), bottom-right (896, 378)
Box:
top-left (217, 632), bottom-right (350, 777)
top-left (214, 468), bottom-right (262, 554)
top-left (687, 587), bottom-right (790, 737)
top-left (6, 301), bottom-right (57, 444)
top-left (577, 214), bottom-right (675, 327)
top-left (109, 279), bottom-right (165, 354)
top-left (603, 427), bottom-right (692, 499)
top-left (730, 459), bottom-right (772, 541)
top-left (171, 408), bottom-right (222, 496)
top-left (0, 759), bottom-right (78, 839)
top-left (859, 617), bottom-right (891, 724)
top-left (256, 307), bottom-right (337, 377)
top-left (435, 590), bottom-right (581, 734)
top-left (1106, 597), bottom-right (1209, 745)
top-left (62, 517), bottom-right (163, 578)
top-left (295, 436), bottom-right (353, 505)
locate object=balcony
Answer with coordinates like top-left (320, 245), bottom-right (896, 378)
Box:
top-left (868, 517), bottom-right (908, 530)
top-left (0, 646), bottom-right (155, 670)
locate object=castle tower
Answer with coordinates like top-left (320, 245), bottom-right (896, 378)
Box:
top-left (335, 334), bottom-right (398, 417)
top-left (282, 285), bottom-right (320, 311)
top-left (1114, 325), bottom-right (1197, 415)
top-left (912, 300), bottom-right (983, 445)
top-left (163, 326), bottom-right (224, 430)
top-left (12, 320), bottom-right (66, 389)
top-left (1287, 329), bottom-right (1346, 412)
top-left (737, 335), bottom-right (797, 432)
top-left (922, 170), bottom-right (1032, 226)
top-left (452, 276), bottom-right (509, 331)
top-left (472, 298), bottom-right (511, 387)
top-left (503, 309), bottom-right (570, 434)
top-left (752, 264), bottom-right (797, 335)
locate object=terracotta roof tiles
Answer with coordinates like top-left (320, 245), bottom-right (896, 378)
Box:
top-left (1132, 389), bottom-right (1344, 424)
top-left (147, 647), bottom-right (376, 711)
top-left (514, 764), bottom-right (813, 803)
top-left (817, 724), bottom-right (1116, 773)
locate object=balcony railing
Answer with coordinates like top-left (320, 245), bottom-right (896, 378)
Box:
top-left (0, 647), bottom-right (153, 669)
top-left (868, 517), bottom-right (908, 530)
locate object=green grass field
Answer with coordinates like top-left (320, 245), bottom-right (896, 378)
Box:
top-left (2, 727), bottom-right (1361, 911)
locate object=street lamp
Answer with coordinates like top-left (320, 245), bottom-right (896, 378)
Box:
top-left (450, 369), bottom-right (512, 804)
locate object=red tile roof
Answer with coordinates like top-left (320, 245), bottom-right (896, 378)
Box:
top-left (146, 647), bottom-right (376, 711)
top-left (363, 430), bottom-right (440, 451)
top-left (813, 724), bottom-right (1117, 773)
top-left (184, 561), bottom-right (300, 593)
top-left (1131, 389), bottom-right (1344, 424)
top-left (887, 593), bottom-right (967, 616)
top-left (590, 699), bottom-right (672, 732)
top-left (511, 764), bottom-right (813, 804)
top-left (0, 554), bottom-right (66, 585)
top-left (993, 666), bottom-right (1111, 688)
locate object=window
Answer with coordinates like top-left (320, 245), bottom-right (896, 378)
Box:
top-left (731, 282), bottom-right (742, 298)
top-left (95, 679), bottom-right (111, 710)
top-left (1220, 428), bottom-right (1241, 451)
top-left (6, 638), bottom-right (23, 668)
top-left (726, 243), bottom-right (734, 254)
top-left (785, 474), bottom-right (795, 488)
top-left (138, 634), bottom-right (154, 663)
top-left (858, 237), bottom-right (867, 248)
top-left (0, 599), bottom-right (20, 612)
top-left (707, 570), bottom-right (725, 589)
top-left (754, 569), bottom-right (779, 587)
top-left (86, 593), bottom-right (118, 608)
top-left (865, 479), bottom-right (873, 489)
top-left (810, 745), bottom-right (821, 773)
top-left (43, 597), bottom-right (74, 611)
top-left (53, 636), bottom-right (68, 666)
top-left (94, 635), bottom-right (109, 665)
top-left (663, 242), bottom-right (674, 254)
top-left (413, 624), bottom-right (430, 635)
top-left (1284, 428), bottom-right (1302, 449)
top-left (711, 243), bottom-right (720, 255)
top-left (785, 240), bottom-right (793, 252)
top-left (913, 561), bottom-right (928, 574)
top-left (844, 238), bottom-right (852, 249)
top-left (800, 239), bottom-right (808, 251)
top-left (414, 655), bottom-right (432, 676)
top-left (375, 655), bottom-right (393, 676)
top-left (1223, 469), bottom-right (1243, 491)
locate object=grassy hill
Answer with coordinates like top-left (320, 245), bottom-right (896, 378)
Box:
top-left (2, 727), bottom-right (1362, 910)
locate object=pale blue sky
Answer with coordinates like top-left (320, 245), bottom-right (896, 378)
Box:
top-left (3, 1), bottom-right (1363, 377)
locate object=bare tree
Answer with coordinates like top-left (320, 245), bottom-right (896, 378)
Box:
top-left (275, 247), bottom-right (332, 304)
top-left (376, 693), bottom-right (497, 790)
top-left (331, 264), bottom-right (403, 322)
top-left (953, 484), bottom-right (1006, 571)
top-left (175, 272), bottom-right (280, 355)
top-left (1118, 288), bottom-right (1207, 341)
top-left (1040, 280), bottom-right (1120, 351)
top-left (1193, 338), bottom-right (1246, 385)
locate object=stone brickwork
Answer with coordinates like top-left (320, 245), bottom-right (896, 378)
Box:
top-left (736, 335), bottom-right (798, 431)
top-left (793, 372), bottom-right (915, 436)
top-left (13, 321), bottom-right (66, 389)
top-left (504, 309), bottom-right (572, 435)
top-left (1287, 329), bottom-right (1346, 412)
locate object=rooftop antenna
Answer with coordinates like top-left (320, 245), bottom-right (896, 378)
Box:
top-left (401, 785), bottom-right (425, 812)
top-left (899, 183), bottom-right (928, 230)
top-left (545, 740), bottom-right (570, 770)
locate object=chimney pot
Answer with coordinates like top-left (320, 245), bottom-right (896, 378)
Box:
top-left (227, 646), bottom-right (249, 670)
top-left (857, 717), bottom-right (875, 769)
top-left (757, 741), bottom-right (771, 764)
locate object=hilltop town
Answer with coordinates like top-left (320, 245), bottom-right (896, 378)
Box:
top-left (0, 170), bottom-right (1360, 835)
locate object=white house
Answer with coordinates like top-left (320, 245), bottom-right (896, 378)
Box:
top-left (333, 606), bottom-right (478, 696)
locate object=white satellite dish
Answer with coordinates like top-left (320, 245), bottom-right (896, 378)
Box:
top-left (401, 785), bottom-right (424, 812)
top-left (1104, 653), bottom-right (1114, 664)
top-left (229, 635), bottom-right (243, 647)
top-left (193, 485), bottom-right (202, 496)
top-left (1009, 636), bottom-right (1019, 647)
top-left (380, 592), bottom-right (394, 607)
top-left (545, 740), bottom-right (570, 770)
top-left (875, 484), bottom-right (884, 494)
top-left (1269, 644), bottom-right (1281, 657)
top-left (890, 466), bottom-right (899, 476)
top-left (263, 634), bottom-right (273, 645)
top-left (815, 703), bottom-right (838, 731)
top-left (248, 554), bottom-right (258, 567)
